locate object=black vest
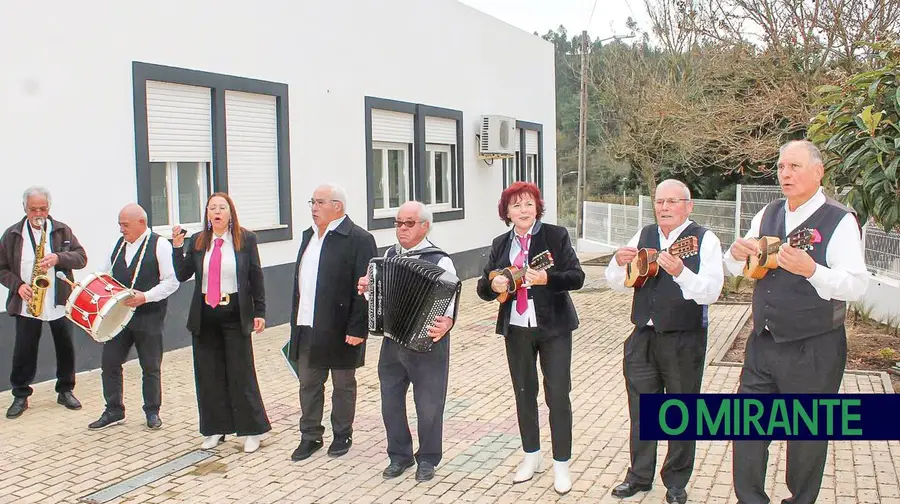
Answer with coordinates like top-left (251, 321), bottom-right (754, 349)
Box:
top-left (631, 222), bottom-right (708, 332)
top-left (110, 233), bottom-right (166, 330)
top-left (385, 242), bottom-right (449, 265)
top-left (751, 197), bottom-right (853, 342)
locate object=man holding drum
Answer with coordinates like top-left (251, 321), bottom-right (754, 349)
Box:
top-left (0, 186), bottom-right (87, 419)
top-left (87, 203), bottom-right (179, 430)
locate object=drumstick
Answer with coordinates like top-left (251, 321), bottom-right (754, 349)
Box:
top-left (56, 271), bottom-right (77, 289)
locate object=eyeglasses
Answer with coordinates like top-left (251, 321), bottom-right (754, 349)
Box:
top-left (308, 199), bottom-right (339, 207)
top-left (207, 205), bottom-right (230, 212)
top-left (26, 206), bottom-right (49, 213)
top-left (654, 198), bottom-right (690, 206)
top-left (394, 220), bottom-right (423, 229)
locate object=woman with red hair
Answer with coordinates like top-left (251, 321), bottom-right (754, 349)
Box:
top-left (476, 181), bottom-right (585, 495)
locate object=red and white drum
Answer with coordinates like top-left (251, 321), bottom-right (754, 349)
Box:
top-left (64, 272), bottom-right (135, 343)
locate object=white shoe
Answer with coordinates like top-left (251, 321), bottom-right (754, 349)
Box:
top-left (201, 435), bottom-right (224, 449)
top-left (244, 435), bottom-right (261, 453)
top-left (513, 451), bottom-right (544, 483)
top-left (553, 460), bottom-right (572, 495)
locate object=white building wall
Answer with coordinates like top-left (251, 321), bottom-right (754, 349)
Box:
top-left (0, 0), bottom-right (557, 311)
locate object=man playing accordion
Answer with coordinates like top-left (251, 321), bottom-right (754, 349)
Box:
top-left (357, 201), bottom-right (456, 483)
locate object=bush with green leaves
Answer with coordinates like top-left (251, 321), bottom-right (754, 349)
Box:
top-left (808, 43), bottom-right (900, 232)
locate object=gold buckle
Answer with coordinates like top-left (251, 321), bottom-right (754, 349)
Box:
top-left (205, 293), bottom-right (230, 306)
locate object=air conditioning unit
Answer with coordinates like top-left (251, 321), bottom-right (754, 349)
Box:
top-left (479, 115), bottom-right (516, 156)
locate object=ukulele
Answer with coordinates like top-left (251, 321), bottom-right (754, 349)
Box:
top-left (742, 228), bottom-right (822, 279)
top-left (488, 250), bottom-right (554, 303)
top-left (623, 236), bottom-right (699, 288)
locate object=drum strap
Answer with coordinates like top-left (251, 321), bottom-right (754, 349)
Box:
top-left (110, 234), bottom-right (152, 291)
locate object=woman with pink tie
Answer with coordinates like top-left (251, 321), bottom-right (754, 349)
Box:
top-left (172, 192), bottom-right (270, 453)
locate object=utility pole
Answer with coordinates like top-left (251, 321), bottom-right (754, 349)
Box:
top-left (575, 30), bottom-right (589, 239)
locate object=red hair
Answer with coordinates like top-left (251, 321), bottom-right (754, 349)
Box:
top-left (498, 181), bottom-right (544, 225)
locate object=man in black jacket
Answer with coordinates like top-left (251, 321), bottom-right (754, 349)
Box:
top-left (288, 184), bottom-right (377, 462)
top-left (605, 179), bottom-right (724, 504)
top-left (0, 186), bottom-right (87, 419)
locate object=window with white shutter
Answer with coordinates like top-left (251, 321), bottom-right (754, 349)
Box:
top-left (424, 116), bottom-right (459, 210)
top-left (133, 62), bottom-right (293, 244)
top-left (224, 90), bottom-right (281, 231)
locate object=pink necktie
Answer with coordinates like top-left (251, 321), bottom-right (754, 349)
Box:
top-left (207, 238), bottom-right (224, 307)
top-left (514, 235), bottom-right (529, 315)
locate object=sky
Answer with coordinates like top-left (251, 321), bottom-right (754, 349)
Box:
top-left (456, 0), bottom-right (651, 41)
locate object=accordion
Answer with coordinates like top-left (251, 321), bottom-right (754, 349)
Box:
top-left (366, 256), bottom-right (462, 352)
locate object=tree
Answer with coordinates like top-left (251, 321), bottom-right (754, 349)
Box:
top-left (808, 43), bottom-right (900, 232)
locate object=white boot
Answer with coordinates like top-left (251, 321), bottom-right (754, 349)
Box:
top-left (553, 460), bottom-right (572, 495)
top-left (201, 434), bottom-right (224, 449)
top-left (244, 435), bottom-right (261, 453)
top-left (513, 450), bottom-right (544, 483)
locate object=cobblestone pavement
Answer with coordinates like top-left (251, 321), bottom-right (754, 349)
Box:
top-left (2, 264), bottom-right (898, 503)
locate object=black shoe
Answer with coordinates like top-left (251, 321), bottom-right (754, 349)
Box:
top-left (611, 481), bottom-right (652, 498)
top-left (666, 487), bottom-right (687, 504)
top-left (382, 460), bottom-right (415, 479)
top-left (146, 413), bottom-right (162, 430)
top-left (57, 392), bottom-right (82, 410)
top-left (88, 410), bottom-right (125, 430)
top-left (415, 461), bottom-right (435, 482)
top-left (6, 397), bottom-right (27, 419)
top-left (328, 435), bottom-right (352, 457)
top-left (291, 439), bottom-right (323, 461)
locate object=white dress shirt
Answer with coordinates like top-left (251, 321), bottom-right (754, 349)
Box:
top-left (101, 228), bottom-right (180, 303)
top-left (200, 231), bottom-right (238, 295)
top-left (386, 238), bottom-right (458, 318)
top-left (723, 187), bottom-right (869, 302)
top-left (509, 222), bottom-right (539, 328)
top-left (296, 215), bottom-right (347, 327)
top-left (19, 219), bottom-right (65, 321)
top-left (605, 220), bottom-right (725, 325)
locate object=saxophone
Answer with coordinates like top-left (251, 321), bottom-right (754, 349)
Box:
top-left (27, 218), bottom-right (51, 317)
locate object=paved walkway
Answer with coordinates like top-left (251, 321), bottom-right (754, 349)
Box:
top-left (2, 264), bottom-right (898, 504)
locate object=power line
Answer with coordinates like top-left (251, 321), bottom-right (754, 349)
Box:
top-left (587, 0), bottom-right (600, 30)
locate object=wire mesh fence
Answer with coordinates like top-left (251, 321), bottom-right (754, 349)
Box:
top-left (581, 184), bottom-right (900, 281)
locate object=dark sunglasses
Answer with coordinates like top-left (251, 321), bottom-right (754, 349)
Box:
top-left (394, 220), bottom-right (422, 229)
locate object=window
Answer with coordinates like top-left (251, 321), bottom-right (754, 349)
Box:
top-left (503, 153), bottom-right (519, 188)
top-left (132, 61), bottom-right (293, 244)
top-left (365, 97), bottom-right (465, 230)
top-left (525, 154), bottom-right (537, 183)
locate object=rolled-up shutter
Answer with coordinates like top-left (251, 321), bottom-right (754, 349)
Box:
top-left (225, 90), bottom-right (281, 230)
top-left (372, 109), bottom-right (414, 143)
top-left (425, 116), bottom-right (457, 144)
top-left (525, 130), bottom-right (539, 155)
top-left (146, 81), bottom-right (212, 162)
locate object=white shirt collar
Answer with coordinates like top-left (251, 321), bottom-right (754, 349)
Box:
top-left (400, 238), bottom-right (432, 254)
top-left (211, 229), bottom-right (233, 245)
top-left (512, 221), bottom-right (537, 239)
top-left (659, 219), bottom-right (693, 241)
top-left (313, 215), bottom-right (346, 237)
top-left (125, 227), bottom-right (151, 246)
top-left (786, 187), bottom-right (825, 214)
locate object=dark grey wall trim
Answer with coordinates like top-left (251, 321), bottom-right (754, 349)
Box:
top-left (0, 244), bottom-right (492, 392)
top-left (515, 120), bottom-right (544, 192)
top-left (365, 97), bottom-right (466, 229)
top-left (132, 61), bottom-right (292, 244)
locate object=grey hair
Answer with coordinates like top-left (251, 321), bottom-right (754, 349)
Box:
top-left (780, 140), bottom-right (824, 166)
top-left (656, 179), bottom-right (692, 200)
top-left (320, 184), bottom-right (348, 208)
top-left (22, 186), bottom-right (52, 207)
top-left (411, 201), bottom-right (433, 227)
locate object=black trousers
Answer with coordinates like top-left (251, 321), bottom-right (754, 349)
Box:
top-left (379, 336), bottom-right (450, 466)
top-left (733, 328), bottom-right (847, 504)
top-left (504, 326), bottom-right (573, 461)
top-left (101, 325), bottom-right (163, 415)
top-left (10, 315), bottom-right (76, 398)
top-left (192, 301), bottom-right (270, 436)
top-left (623, 325), bottom-right (707, 489)
top-left (293, 325), bottom-right (357, 441)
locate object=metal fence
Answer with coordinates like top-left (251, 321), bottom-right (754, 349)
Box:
top-left (581, 184), bottom-right (900, 281)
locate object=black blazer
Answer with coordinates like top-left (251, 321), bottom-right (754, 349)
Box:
top-left (172, 228), bottom-right (266, 337)
top-left (289, 216), bottom-right (377, 370)
top-left (476, 221), bottom-right (585, 336)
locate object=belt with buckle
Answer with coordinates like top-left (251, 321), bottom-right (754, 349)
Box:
top-left (205, 293), bottom-right (231, 306)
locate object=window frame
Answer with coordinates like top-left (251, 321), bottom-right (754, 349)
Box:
top-left (365, 97), bottom-right (465, 230)
top-left (132, 61), bottom-right (293, 244)
top-left (149, 161), bottom-right (211, 236)
top-left (424, 143), bottom-right (455, 211)
top-left (371, 141), bottom-right (413, 219)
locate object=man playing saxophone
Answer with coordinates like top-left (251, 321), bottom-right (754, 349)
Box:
top-left (0, 186), bottom-right (88, 419)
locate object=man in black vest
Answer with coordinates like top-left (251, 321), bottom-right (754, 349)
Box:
top-left (88, 203), bottom-right (179, 430)
top-left (357, 201), bottom-right (456, 483)
top-left (605, 179), bottom-right (725, 504)
top-left (725, 140), bottom-right (869, 504)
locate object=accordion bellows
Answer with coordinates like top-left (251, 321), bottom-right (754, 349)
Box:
top-left (367, 256), bottom-right (462, 352)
